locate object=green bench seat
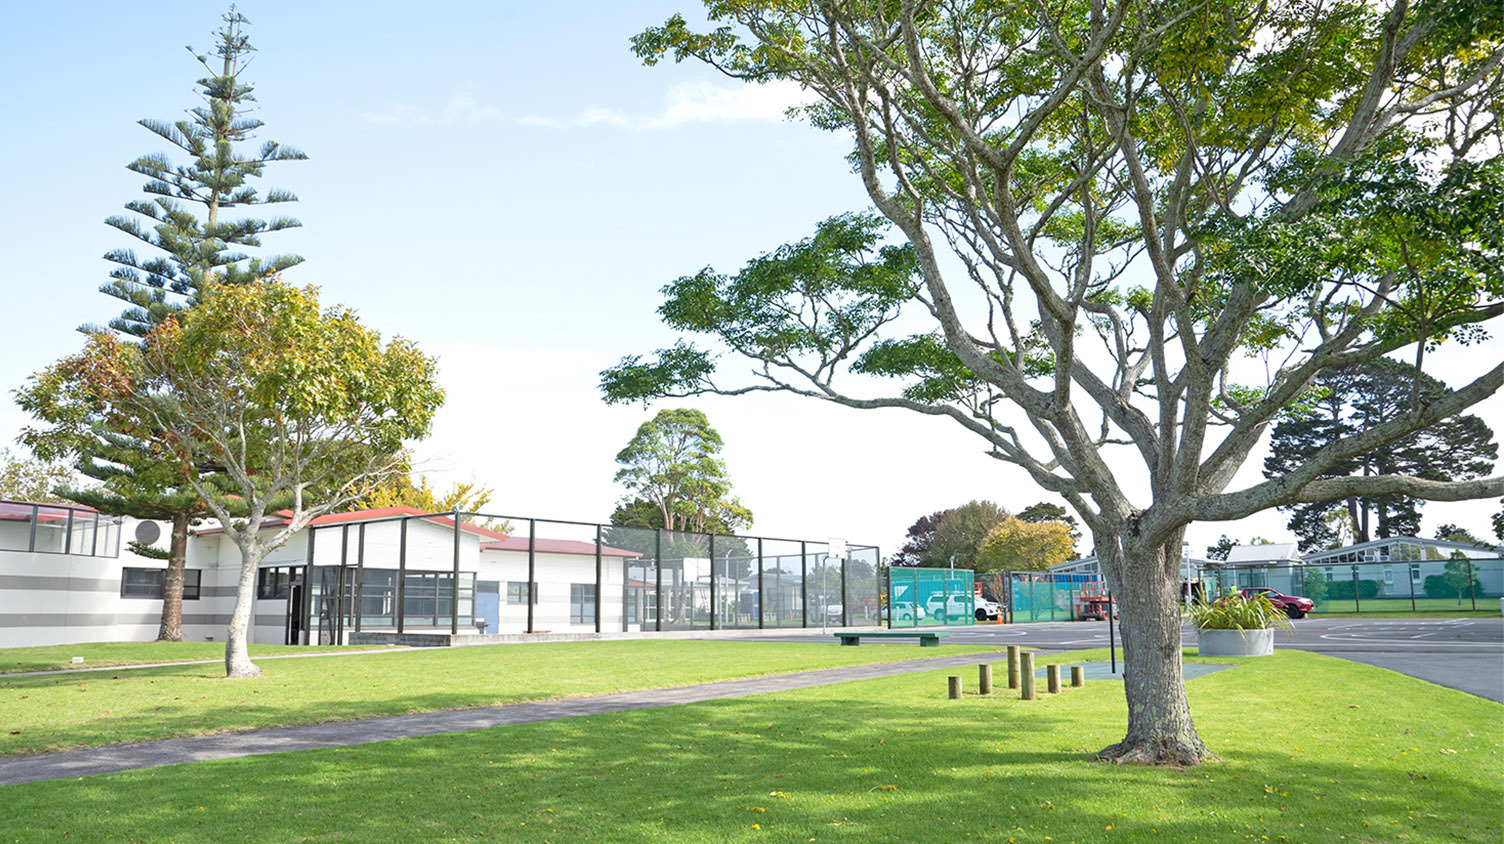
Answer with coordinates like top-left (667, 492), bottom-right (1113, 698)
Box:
top-left (835, 631), bottom-right (949, 647)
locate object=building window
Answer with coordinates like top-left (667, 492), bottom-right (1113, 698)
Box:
top-left (121, 567), bottom-right (200, 600)
top-left (1383, 567), bottom-right (1393, 585)
top-left (257, 567), bottom-right (294, 600)
top-left (1410, 564), bottom-right (1422, 585)
top-left (507, 581), bottom-right (537, 604)
top-left (570, 583), bottom-right (596, 624)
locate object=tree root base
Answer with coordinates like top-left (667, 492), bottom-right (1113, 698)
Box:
top-left (225, 663), bottom-right (262, 679)
top-left (1096, 738), bottom-right (1218, 767)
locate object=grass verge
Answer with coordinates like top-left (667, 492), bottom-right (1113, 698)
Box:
top-left (0, 640), bottom-right (1007, 756)
top-left (0, 641), bottom-right (387, 674)
top-left (0, 649), bottom-right (1498, 842)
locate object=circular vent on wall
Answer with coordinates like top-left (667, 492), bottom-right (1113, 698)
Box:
top-left (134, 521), bottom-right (162, 545)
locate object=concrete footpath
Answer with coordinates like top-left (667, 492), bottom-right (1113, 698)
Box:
top-left (0, 650), bottom-right (1011, 787)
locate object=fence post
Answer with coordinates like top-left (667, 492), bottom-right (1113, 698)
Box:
top-left (594, 524), bottom-right (603, 634)
top-left (709, 534), bottom-right (718, 631)
top-left (1020, 652), bottom-right (1036, 700)
top-left (394, 521), bottom-right (405, 635)
top-left (655, 529), bottom-right (663, 632)
top-left (948, 676), bottom-right (963, 700)
top-left (1046, 664), bottom-right (1061, 694)
top-left (800, 541), bottom-right (808, 629)
top-left (757, 537), bottom-right (765, 630)
top-left (1071, 665), bottom-right (1085, 688)
top-left (1007, 645), bottom-right (1021, 689)
top-left (526, 519), bottom-right (536, 634)
top-left (979, 663), bottom-right (993, 695)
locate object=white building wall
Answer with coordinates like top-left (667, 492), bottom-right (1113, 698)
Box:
top-left (478, 549), bottom-right (630, 633)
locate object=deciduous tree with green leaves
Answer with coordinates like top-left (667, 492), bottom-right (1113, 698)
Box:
top-left (614, 409), bottom-right (753, 535)
top-left (603, 0), bottom-right (1504, 764)
top-left (977, 516), bottom-right (1076, 572)
top-left (924, 499), bottom-right (1009, 568)
top-left (0, 448), bottom-right (76, 504)
top-left (25, 281), bottom-right (443, 677)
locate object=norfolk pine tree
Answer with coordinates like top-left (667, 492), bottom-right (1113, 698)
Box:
top-left (604, 0), bottom-right (1504, 764)
top-left (19, 8), bottom-right (307, 641)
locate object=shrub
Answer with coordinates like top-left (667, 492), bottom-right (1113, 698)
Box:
top-left (1423, 574), bottom-right (1482, 600)
top-left (1301, 570), bottom-right (1328, 606)
top-left (1327, 578), bottom-right (1381, 600)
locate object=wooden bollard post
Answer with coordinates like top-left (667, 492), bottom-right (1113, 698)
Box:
top-left (1020, 652), bottom-right (1035, 700)
top-left (1007, 645), bottom-right (1021, 689)
top-left (1071, 665), bottom-right (1085, 688)
top-left (948, 675), bottom-right (963, 700)
top-left (1046, 664), bottom-right (1061, 694)
top-left (979, 663), bottom-right (993, 695)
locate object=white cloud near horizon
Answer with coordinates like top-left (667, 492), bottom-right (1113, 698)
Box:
top-left (519, 79), bottom-right (812, 133)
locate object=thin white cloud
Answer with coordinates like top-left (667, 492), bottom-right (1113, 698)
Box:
top-left (359, 93), bottom-right (504, 126)
top-left (520, 80), bottom-right (812, 133)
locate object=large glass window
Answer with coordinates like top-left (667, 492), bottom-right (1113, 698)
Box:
top-left (570, 583), bottom-right (596, 624)
top-left (258, 567), bottom-right (294, 600)
top-left (121, 567), bottom-right (201, 600)
top-left (507, 581), bottom-right (537, 604)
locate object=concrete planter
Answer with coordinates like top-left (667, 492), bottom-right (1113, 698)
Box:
top-left (1196, 627), bottom-right (1274, 657)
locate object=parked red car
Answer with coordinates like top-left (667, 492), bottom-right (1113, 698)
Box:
top-left (1237, 587), bottom-right (1314, 619)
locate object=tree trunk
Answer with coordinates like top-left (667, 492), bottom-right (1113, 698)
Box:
top-left (155, 513), bottom-right (190, 642)
top-left (224, 542), bottom-right (264, 678)
top-left (1096, 539), bottom-right (1213, 766)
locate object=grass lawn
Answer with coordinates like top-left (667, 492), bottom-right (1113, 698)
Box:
top-left (1311, 597), bottom-right (1501, 616)
top-left (0, 640), bottom-right (1008, 756)
top-left (0, 648), bottom-right (1497, 843)
top-left (0, 641), bottom-right (389, 674)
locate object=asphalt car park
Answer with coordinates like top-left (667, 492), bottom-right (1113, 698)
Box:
top-left (729, 615), bottom-right (1504, 703)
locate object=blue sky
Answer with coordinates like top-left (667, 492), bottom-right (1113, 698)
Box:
top-left (2, 1), bottom-right (1500, 556)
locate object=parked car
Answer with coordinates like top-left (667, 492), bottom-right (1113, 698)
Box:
top-left (975, 598), bottom-right (1003, 621)
top-left (1237, 587), bottom-right (1314, 619)
top-left (923, 594), bottom-right (1001, 622)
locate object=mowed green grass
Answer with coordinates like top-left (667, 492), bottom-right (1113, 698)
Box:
top-left (0, 641), bottom-right (389, 674)
top-left (0, 649), bottom-right (1497, 843)
top-left (0, 640), bottom-right (1007, 755)
top-left (1311, 597), bottom-right (1501, 616)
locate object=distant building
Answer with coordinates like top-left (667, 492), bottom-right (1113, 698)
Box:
top-left (0, 499), bottom-right (877, 648)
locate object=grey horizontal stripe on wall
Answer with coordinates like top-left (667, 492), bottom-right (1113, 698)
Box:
top-left (0, 613), bottom-right (259, 629)
top-left (0, 575), bottom-right (239, 598)
top-left (0, 575), bottom-right (123, 593)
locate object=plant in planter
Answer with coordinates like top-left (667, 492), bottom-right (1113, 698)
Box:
top-left (1187, 594), bottom-right (1292, 657)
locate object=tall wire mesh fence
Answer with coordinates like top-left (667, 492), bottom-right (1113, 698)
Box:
top-left (297, 511), bottom-right (880, 644)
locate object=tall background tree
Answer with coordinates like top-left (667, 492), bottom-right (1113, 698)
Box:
top-left (613, 409), bottom-right (752, 535)
top-left (923, 500), bottom-right (1009, 569)
top-left (19, 8), bottom-right (307, 642)
top-left (24, 281), bottom-right (443, 677)
top-left (1017, 501), bottom-right (1081, 558)
top-left (889, 510), bottom-right (947, 566)
top-left (605, 0), bottom-right (1504, 764)
top-left (1265, 359), bottom-right (1496, 551)
top-left (0, 448), bottom-right (76, 503)
top-left (976, 517), bottom-right (1075, 572)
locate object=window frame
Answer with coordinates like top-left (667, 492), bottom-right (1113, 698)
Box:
top-left (121, 567), bottom-right (201, 600)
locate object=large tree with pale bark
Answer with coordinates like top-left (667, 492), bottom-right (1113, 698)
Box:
top-left (25, 281), bottom-right (442, 678)
top-left (602, 0), bottom-right (1504, 765)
